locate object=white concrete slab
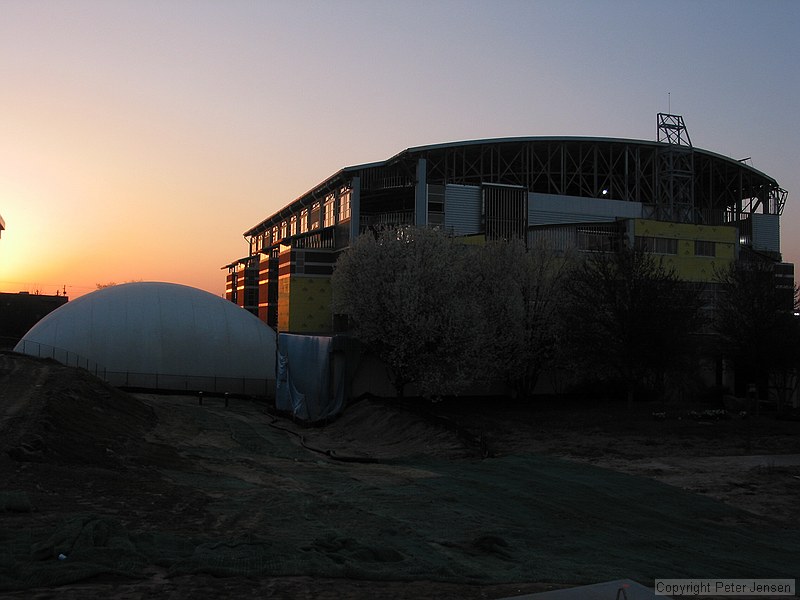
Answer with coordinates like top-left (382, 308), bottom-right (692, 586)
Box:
top-left (498, 579), bottom-right (658, 600)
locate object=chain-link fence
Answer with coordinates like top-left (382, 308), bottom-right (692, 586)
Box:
top-left (13, 339), bottom-right (274, 397)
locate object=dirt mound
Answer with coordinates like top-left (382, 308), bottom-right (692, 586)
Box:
top-left (0, 352), bottom-right (156, 468)
top-left (283, 396), bottom-right (476, 460)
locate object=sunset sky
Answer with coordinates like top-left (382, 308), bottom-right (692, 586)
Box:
top-left (1, 0), bottom-right (798, 298)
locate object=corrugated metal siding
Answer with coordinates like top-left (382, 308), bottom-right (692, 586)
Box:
top-left (445, 184), bottom-right (482, 236)
top-left (751, 213), bottom-right (780, 253)
top-left (529, 192), bottom-right (642, 226)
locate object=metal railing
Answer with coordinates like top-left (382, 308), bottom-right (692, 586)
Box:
top-left (360, 211), bottom-right (415, 229)
top-left (291, 227), bottom-right (337, 249)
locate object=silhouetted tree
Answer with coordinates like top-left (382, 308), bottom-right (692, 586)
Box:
top-left (713, 261), bottom-right (800, 408)
top-left (473, 240), bottom-right (571, 398)
top-left (560, 246), bottom-right (704, 406)
top-left (96, 280), bottom-right (141, 289)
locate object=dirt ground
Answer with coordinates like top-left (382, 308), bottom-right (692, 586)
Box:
top-left (426, 397), bottom-right (800, 527)
top-left (1, 352), bottom-right (798, 598)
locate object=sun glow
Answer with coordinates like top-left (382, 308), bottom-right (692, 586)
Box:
top-left (0, 2), bottom-right (796, 301)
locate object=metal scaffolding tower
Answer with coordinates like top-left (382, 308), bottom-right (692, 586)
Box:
top-left (656, 113), bottom-right (695, 223)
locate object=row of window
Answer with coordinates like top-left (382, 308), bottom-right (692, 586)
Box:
top-left (635, 236), bottom-right (717, 257)
top-left (251, 189), bottom-right (352, 253)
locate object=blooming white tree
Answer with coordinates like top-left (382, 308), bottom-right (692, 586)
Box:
top-left (333, 228), bottom-right (573, 399)
top-left (332, 227), bottom-right (476, 397)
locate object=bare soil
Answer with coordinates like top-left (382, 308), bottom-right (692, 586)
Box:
top-left (426, 397), bottom-right (800, 527)
top-left (1, 352), bottom-right (798, 599)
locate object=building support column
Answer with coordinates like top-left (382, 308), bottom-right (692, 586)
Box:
top-left (349, 176), bottom-right (360, 242)
top-left (415, 158), bottom-right (427, 227)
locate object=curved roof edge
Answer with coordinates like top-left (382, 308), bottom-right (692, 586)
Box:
top-left (401, 136), bottom-right (778, 183)
top-left (244, 136), bottom-right (781, 237)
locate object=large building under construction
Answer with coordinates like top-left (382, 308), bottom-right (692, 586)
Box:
top-left (224, 115), bottom-right (791, 333)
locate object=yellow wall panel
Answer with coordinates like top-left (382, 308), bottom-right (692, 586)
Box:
top-left (633, 219), bottom-right (736, 283)
top-left (286, 276), bottom-right (332, 333)
top-left (277, 277), bottom-right (291, 332)
top-left (458, 234), bottom-right (487, 246)
top-left (635, 219), bottom-right (738, 243)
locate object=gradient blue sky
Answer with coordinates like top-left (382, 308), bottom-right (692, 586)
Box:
top-left (1, 0), bottom-right (798, 297)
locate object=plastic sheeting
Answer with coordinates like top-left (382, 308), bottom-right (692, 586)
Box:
top-left (276, 334), bottom-right (346, 422)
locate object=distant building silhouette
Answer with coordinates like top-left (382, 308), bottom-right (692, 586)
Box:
top-left (0, 292), bottom-right (68, 348)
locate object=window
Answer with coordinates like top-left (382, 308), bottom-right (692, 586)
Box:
top-left (635, 236), bottom-right (677, 255)
top-left (253, 232), bottom-right (267, 252)
top-left (695, 240), bottom-right (715, 257)
top-left (324, 195), bottom-right (335, 227)
top-left (339, 189), bottom-right (351, 221)
top-left (309, 202), bottom-right (321, 230)
top-left (290, 215), bottom-right (298, 236)
top-left (428, 184), bottom-right (445, 226)
top-left (299, 209), bottom-right (308, 234)
top-left (578, 230), bottom-right (618, 252)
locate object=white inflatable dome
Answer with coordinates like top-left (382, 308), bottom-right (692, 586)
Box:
top-left (14, 282), bottom-right (276, 394)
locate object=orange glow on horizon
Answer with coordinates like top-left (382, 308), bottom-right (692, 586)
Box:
top-left (0, 2), bottom-right (797, 301)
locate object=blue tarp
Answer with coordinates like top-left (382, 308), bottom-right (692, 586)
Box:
top-left (276, 334), bottom-right (346, 421)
